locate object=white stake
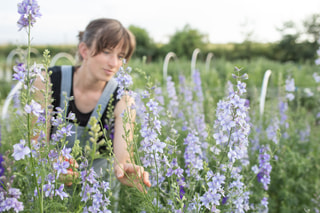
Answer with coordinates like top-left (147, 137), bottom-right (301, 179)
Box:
top-left (163, 52), bottom-right (177, 84)
top-left (191, 48), bottom-right (200, 77)
top-left (50, 52), bottom-right (75, 67)
top-left (205, 52), bottom-right (214, 73)
top-left (260, 69), bottom-right (272, 117)
top-left (1, 81), bottom-right (22, 120)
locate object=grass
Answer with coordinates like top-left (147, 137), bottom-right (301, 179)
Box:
top-left (1, 52), bottom-right (320, 212)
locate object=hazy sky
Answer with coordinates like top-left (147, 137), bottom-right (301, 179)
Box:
top-left (1, 0), bottom-right (320, 45)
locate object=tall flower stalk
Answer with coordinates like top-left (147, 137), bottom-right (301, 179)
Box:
top-left (7, 1), bottom-right (43, 212)
top-left (201, 67), bottom-right (251, 212)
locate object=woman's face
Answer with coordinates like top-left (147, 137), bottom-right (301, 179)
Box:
top-left (85, 41), bottom-right (125, 82)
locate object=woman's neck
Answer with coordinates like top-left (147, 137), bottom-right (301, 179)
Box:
top-left (73, 66), bottom-right (106, 93)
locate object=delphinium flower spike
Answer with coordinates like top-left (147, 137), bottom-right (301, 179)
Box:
top-left (201, 67), bottom-right (251, 212)
top-left (17, 0), bottom-right (41, 31)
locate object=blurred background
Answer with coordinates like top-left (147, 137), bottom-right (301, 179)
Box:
top-left (0, 0), bottom-right (320, 62)
top-left (1, 2), bottom-right (320, 212)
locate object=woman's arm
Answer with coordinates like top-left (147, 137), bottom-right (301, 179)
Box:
top-left (32, 70), bottom-right (53, 142)
top-left (113, 94), bottom-right (151, 192)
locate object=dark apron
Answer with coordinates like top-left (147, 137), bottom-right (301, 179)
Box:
top-left (53, 65), bottom-right (118, 178)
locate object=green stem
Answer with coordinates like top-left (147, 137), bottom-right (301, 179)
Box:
top-left (153, 150), bottom-right (159, 213)
top-left (25, 17), bottom-right (43, 213)
top-left (44, 57), bottom-right (50, 143)
top-left (217, 128), bottom-right (233, 169)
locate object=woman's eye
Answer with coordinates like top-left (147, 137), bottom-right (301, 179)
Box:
top-left (103, 51), bottom-right (110, 55)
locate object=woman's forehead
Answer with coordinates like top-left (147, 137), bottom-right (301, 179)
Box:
top-left (110, 40), bottom-right (129, 54)
top-left (105, 41), bottom-right (126, 52)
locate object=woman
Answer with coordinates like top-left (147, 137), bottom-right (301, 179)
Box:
top-left (37, 18), bottom-right (150, 193)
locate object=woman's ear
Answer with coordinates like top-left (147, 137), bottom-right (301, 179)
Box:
top-left (78, 42), bottom-right (90, 60)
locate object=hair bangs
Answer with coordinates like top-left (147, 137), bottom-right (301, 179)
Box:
top-left (94, 25), bottom-right (135, 60)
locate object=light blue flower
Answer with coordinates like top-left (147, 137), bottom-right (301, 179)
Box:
top-left (115, 66), bottom-right (133, 99)
top-left (146, 99), bottom-right (159, 115)
top-left (43, 183), bottom-right (53, 197)
top-left (24, 100), bottom-right (43, 117)
top-left (53, 160), bottom-right (69, 177)
top-left (17, 0), bottom-right (41, 31)
top-left (166, 76), bottom-right (179, 118)
top-left (285, 77), bottom-right (295, 92)
top-left (61, 146), bottom-right (72, 159)
top-left (55, 184), bottom-right (68, 200)
top-left (12, 63), bottom-right (26, 82)
top-left (12, 139), bottom-right (31, 161)
top-left (213, 131), bottom-right (228, 145)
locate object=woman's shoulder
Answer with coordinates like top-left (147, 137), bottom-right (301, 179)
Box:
top-left (48, 65), bottom-right (76, 73)
top-left (113, 92), bottom-right (135, 116)
top-left (48, 66), bottom-right (61, 87)
top-left (48, 65), bottom-right (62, 74)
top-left (49, 65), bottom-right (76, 81)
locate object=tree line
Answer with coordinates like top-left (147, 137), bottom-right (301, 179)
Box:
top-left (129, 13), bottom-right (320, 63)
top-left (0, 13), bottom-right (319, 63)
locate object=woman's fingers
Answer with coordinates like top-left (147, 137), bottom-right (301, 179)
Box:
top-left (115, 163), bottom-right (143, 178)
top-left (123, 163), bottom-right (144, 178)
top-left (115, 163), bottom-right (151, 192)
top-left (68, 158), bottom-right (79, 168)
top-left (114, 163), bottom-right (124, 178)
top-left (59, 169), bottom-right (79, 187)
top-left (143, 171), bottom-right (151, 188)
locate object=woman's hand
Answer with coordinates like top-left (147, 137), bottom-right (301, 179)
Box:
top-left (59, 157), bottom-right (79, 187)
top-left (114, 163), bottom-right (151, 193)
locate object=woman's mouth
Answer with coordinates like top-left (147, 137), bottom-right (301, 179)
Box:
top-left (104, 69), bottom-right (113, 75)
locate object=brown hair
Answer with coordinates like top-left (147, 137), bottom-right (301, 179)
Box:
top-left (77, 18), bottom-right (135, 62)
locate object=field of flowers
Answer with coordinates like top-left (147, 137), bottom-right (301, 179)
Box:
top-left (1, 0), bottom-right (320, 213)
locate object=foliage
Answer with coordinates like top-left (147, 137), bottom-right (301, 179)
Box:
top-left (303, 13), bottom-right (320, 43)
top-left (1, 1), bottom-right (320, 212)
top-left (164, 24), bottom-right (209, 59)
top-left (0, 44), bottom-right (77, 60)
top-left (0, 80), bottom-right (11, 102)
top-left (128, 25), bottom-right (157, 61)
top-left (1, 13), bottom-right (320, 63)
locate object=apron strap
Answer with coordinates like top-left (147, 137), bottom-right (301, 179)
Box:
top-left (60, 65), bottom-right (118, 129)
top-left (60, 65), bottom-right (73, 110)
top-left (87, 78), bottom-right (118, 129)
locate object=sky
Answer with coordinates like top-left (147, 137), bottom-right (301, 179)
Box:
top-left (1, 0), bottom-right (320, 45)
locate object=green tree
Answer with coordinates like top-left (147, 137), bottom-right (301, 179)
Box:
top-left (274, 21), bottom-right (301, 62)
top-left (128, 25), bottom-right (156, 61)
top-left (165, 24), bottom-right (208, 59)
top-left (303, 13), bottom-right (320, 43)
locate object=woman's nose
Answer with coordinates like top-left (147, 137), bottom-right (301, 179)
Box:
top-left (107, 54), bottom-right (119, 68)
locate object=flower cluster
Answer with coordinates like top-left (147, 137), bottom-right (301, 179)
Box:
top-left (251, 145), bottom-right (272, 212)
top-left (256, 146), bottom-right (272, 191)
top-left (139, 97), bottom-right (166, 186)
top-left (166, 76), bottom-right (179, 118)
top-left (0, 153), bottom-right (24, 212)
top-left (191, 70), bottom-right (208, 142)
top-left (213, 72), bottom-right (250, 165)
top-left (0, 188), bottom-right (24, 212)
top-left (13, 63), bottom-right (43, 83)
top-left (17, 0), bottom-right (41, 31)
top-left (285, 76), bottom-right (295, 101)
top-left (183, 133), bottom-right (203, 180)
top-left (115, 64), bottom-right (133, 100)
top-left (12, 139), bottom-right (30, 161)
top-left (80, 164), bottom-right (112, 213)
top-left (177, 74), bottom-right (191, 130)
top-left (201, 67), bottom-right (251, 212)
top-left (200, 171), bottom-right (226, 211)
top-left (177, 71), bottom-right (208, 143)
top-left (315, 38), bottom-right (320, 66)
top-left (0, 155), bottom-right (3, 178)
top-left (266, 117), bottom-right (280, 144)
